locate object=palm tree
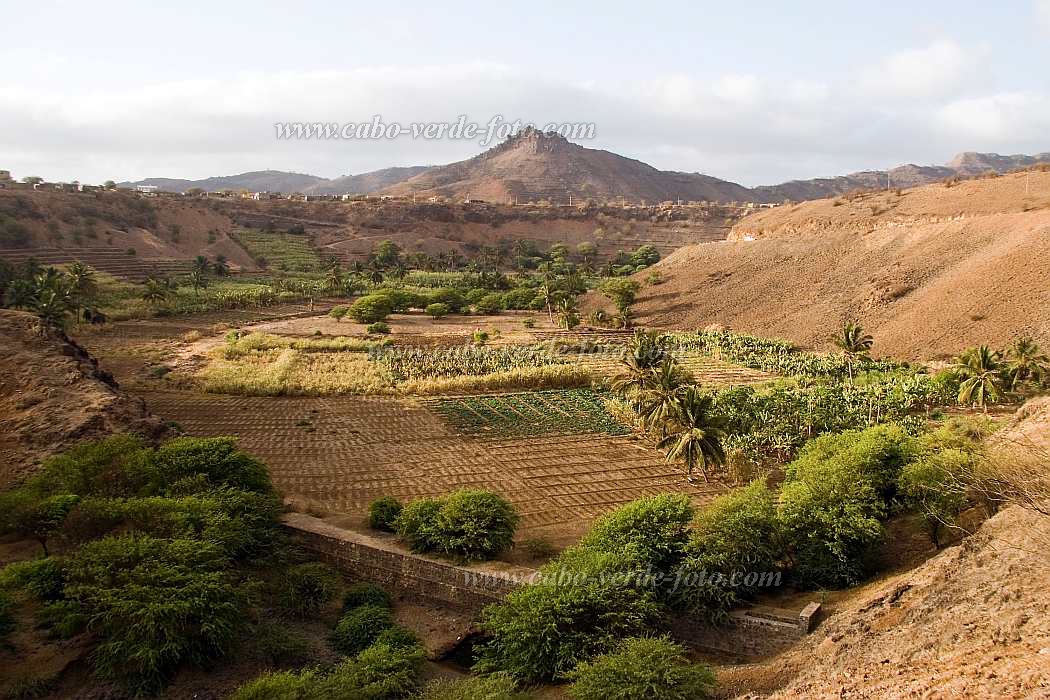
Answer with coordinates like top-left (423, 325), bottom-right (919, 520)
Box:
top-left (834, 321), bottom-right (873, 384)
top-left (192, 255), bottom-right (211, 275)
top-left (187, 270), bottom-right (209, 296)
top-left (212, 255), bottom-right (230, 276)
top-left (65, 261), bottom-right (96, 324)
top-left (325, 264), bottom-right (344, 294)
top-left (1004, 336), bottom-right (1048, 389)
top-left (537, 282), bottom-right (559, 324)
top-left (657, 387), bottom-right (727, 483)
top-left (142, 277), bottom-right (170, 305)
top-left (636, 357), bottom-right (689, 436)
top-left (953, 345), bottom-right (1005, 410)
top-left (610, 330), bottom-right (669, 406)
top-left (557, 297), bottom-right (580, 330)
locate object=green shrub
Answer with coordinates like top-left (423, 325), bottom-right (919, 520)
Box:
top-left (418, 673), bottom-right (531, 699)
top-left (374, 625), bottom-right (420, 650)
top-left (675, 481), bottom-right (782, 616)
top-left (229, 669), bottom-right (318, 700)
top-left (465, 288), bottom-right (488, 305)
top-left (786, 424), bottom-right (915, 501)
top-left (567, 637), bottom-right (715, 700)
top-left (779, 462), bottom-right (885, 588)
top-left (329, 305), bottom-right (349, 321)
top-left (427, 288), bottom-right (467, 312)
top-left (503, 287), bottom-right (537, 310)
top-left (349, 294), bottom-right (394, 323)
top-left (314, 641), bottom-right (426, 699)
top-left (522, 318), bottom-right (536, 329)
top-left (281, 562), bottom-right (341, 618)
top-left (432, 490), bottom-right (519, 561)
top-left (425, 302), bottom-right (450, 320)
top-left (377, 289), bottom-right (426, 312)
top-left (367, 321), bottom-right (391, 335)
top-left (368, 496), bottom-right (403, 532)
top-left (0, 492), bottom-right (80, 556)
top-left (331, 604), bottom-right (393, 656)
top-left (63, 534), bottom-right (249, 694)
top-left (394, 498), bottom-right (444, 553)
top-left (580, 493), bottom-right (693, 575)
top-left (475, 293), bottom-right (505, 315)
top-left (0, 558), bottom-right (66, 601)
top-left (899, 449), bottom-right (970, 547)
top-left (149, 436), bottom-right (273, 494)
top-left (342, 582), bottom-right (392, 612)
top-left (476, 575), bottom-right (663, 683)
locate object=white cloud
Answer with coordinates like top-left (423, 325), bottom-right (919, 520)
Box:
top-left (856, 40), bottom-right (985, 101)
top-left (0, 40), bottom-right (1046, 187)
top-left (1039, 0), bottom-right (1050, 32)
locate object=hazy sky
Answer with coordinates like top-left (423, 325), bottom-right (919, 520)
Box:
top-left (2, 0), bottom-right (1048, 185)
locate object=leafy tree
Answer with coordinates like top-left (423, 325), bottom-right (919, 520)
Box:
top-left (348, 294), bottom-right (394, 323)
top-left (371, 240), bottom-right (402, 269)
top-left (657, 388), bottom-right (727, 482)
top-left (566, 637), bottom-right (715, 700)
top-left (0, 492), bottom-right (80, 555)
top-left (833, 321), bottom-right (873, 384)
top-left (599, 278), bottom-right (640, 314)
top-left (953, 345), bottom-right (1005, 409)
top-left (675, 481), bottom-right (782, 616)
top-left (212, 255), bottom-right (230, 276)
top-left (580, 494), bottom-right (693, 576)
top-left (425, 302), bottom-right (450, 320)
top-left (21, 175), bottom-right (43, 185)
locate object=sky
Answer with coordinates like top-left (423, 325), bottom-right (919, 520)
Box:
top-left (1, 0), bottom-right (1049, 186)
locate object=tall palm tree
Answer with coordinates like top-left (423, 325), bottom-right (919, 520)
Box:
top-left (65, 261), bottom-right (96, 324)
top-left (1004, 336), bottom-right (1048, 389)
top-left (657, 387), bottom-right (727, 483)
top-left (953, 345), bottom-right (1005, 410)
top-left (556, 297), bottom-right (580, 330)
top-left (834, 321), bottom-right (874, 384)
top-left (192, 255), bottom-right (211, 275)
top-left (325, 264), bottom-right (344, 294)
top-left (187, 270), bottom-right (209, 296)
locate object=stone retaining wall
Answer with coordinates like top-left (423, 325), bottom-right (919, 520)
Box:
top-left (285, 514), bottom-right (820, 657)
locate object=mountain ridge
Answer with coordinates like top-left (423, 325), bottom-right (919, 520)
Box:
top-left (120, 136), bottom-right (1050, 204)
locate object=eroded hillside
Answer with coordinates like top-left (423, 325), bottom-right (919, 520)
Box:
top-left (0, 310), bottom-right (167, 488)
top-left (618, 170), bottom-right (1050, 360)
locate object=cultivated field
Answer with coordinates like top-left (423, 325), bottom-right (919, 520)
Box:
top-left (136, 388), bottom-right (724, 545)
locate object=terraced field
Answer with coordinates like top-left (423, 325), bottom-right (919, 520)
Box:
top-left (428, 389), bottom-right (628, 437)
top-left (230, 229), bottom-right (322, 271)
top-left (136, 389), bottom-right (724, 544)
top-left (573, 352), bottom-right (778, 386)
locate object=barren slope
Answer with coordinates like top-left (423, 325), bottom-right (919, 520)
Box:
top-left (614, 171), bottom-right (1050, 360)
top-left (384, 128), bottom-right (753, 204)
top-left (0, 310), bottom-right (167, 488)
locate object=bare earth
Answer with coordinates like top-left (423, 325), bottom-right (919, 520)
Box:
top-left (607, 171), bottom-right (1050, 360)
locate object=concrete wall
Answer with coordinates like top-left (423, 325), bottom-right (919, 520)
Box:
top-left (285, 514), bottom-right (820, 658)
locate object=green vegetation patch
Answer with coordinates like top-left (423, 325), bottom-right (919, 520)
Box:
top-left (231, 229), bottom-right (322, 272)
top-left (430, 389), bottom-right (630, 437)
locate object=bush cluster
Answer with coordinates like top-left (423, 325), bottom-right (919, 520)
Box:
top-left (394, 490), bottom-right (519, 561)
top-left (0, 435), bottom-right (282, 694)
top-left (567, 636), bottom-right (715, 700)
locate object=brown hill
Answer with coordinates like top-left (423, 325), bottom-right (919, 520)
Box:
top-left (600, 169), bottom-right (1050, 360)
top-left (0, 310), bottom-right (168, 489)
top-left (383, 127), bottom-right (754, 204)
